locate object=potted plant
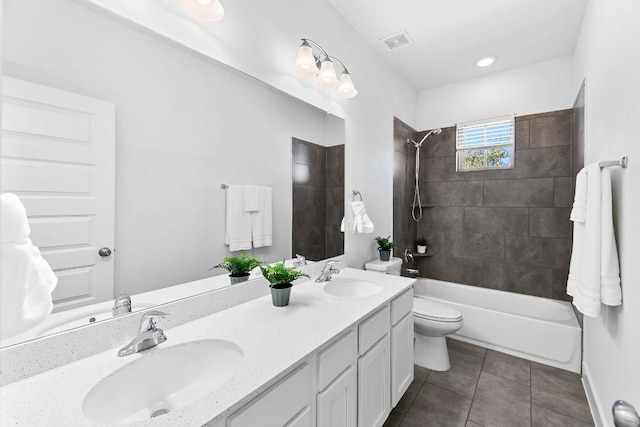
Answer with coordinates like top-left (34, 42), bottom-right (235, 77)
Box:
top-left (415, 237), bottom-right (429, 254)
top-left (259, 262), bottom-right (310, 307)
top-left (211, 252), bottom-right (262, 284)
top-left (374, 235), bottom-right (397, 261)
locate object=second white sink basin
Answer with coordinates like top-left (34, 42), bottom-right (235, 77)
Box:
top-left (83, 339), bottom-right (243, 424)
top-left (323, 279), bottom-right (383, 298)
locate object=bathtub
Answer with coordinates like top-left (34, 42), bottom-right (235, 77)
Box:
top-left (414, 278), bottom-right (582, 373)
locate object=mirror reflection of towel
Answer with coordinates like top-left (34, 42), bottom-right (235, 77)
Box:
top-left (0, 193), bottom-right (57, 341)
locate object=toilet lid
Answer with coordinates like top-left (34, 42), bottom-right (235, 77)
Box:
top-left (413, 298), bottom-right (463, 322)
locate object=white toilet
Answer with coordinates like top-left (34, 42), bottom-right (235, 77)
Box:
top-left (413, 297), bottom-right (463, 371)
top-left (364, 257), bottom-right (463, 371)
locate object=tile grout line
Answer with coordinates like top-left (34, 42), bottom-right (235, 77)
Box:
top-left (465, 350), bottom-right (487, 425)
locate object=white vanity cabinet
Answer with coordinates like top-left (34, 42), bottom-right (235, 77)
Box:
top-left (390, 289), bottom-right (414, 407)
top-left (219, 286), bottom-right (414, 427)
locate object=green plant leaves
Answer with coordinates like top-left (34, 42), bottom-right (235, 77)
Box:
top-left (211, 251), bottom-right (262, 275)
top-left (259, 262), bottom-right (310, 286)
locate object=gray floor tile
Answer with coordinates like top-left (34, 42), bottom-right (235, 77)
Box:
top-left (427, 349), bottom-right (484, 399)
top-left (466, 421), bottom-right (483, 427)
top-left (482, 349), bottom-right (531, 385)
top-left (531, 362), bottom-right (592, 423)
top-left (395, 365), bottom-right (431, 415)
top-left (447, 338), bottom-right (487, 359)
top-left (402, 383), bottom-right (472, 427)
top-left (532, 404), bottom-right (594, 427)
top-left (468, 371), bottom-right (531, 427)
top-left (383, 409), bottom-right (404, 427)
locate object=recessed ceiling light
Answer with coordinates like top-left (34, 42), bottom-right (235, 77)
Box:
top-left (476, 56), bottom-right (497, 67)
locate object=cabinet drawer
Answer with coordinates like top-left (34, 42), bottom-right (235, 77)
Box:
top-left (318, 330), bottom-right (356, 391)
top-left (391, 288), bottom-right (413, 326)
top-left (358, 306), bottom-right (390, 355)
top-left (228, 363), bottom-right (311, 427)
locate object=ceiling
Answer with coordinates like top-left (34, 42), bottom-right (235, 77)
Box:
top-left (328, 0), bottom-right (588, 91)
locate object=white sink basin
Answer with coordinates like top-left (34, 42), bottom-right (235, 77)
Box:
top-left (323, 279), bottom-right (383, 298)
top-left (36, 303), bottom-right (156, 337)
top-left (83, 339), bottom-right (243, 424)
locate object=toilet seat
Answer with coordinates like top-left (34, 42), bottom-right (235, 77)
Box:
top-left (413, 298), bottom-right (462, 323)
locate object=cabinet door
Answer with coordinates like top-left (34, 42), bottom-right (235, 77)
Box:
top-left (317, 365), bottom-right (357, 427)
top-left (391, 313), bottom-right (414, 407)
top-left (285, 407), bottom-right (312, 427)
top-left (357, 335), bottom-right (390, 427)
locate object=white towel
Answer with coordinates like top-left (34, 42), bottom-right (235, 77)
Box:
top-left (225, 186), bottom-right (253, 252)
top-left (0, 193), bottom-right (58, 341)
top-left (252, 187), bottom-right (272, 248)
top-left (243, 185), bottom-right (261, 212)
top-left (567, 164), bottom-right (621, 316)
top-left (351, 201), bottom-right (374, 234)
top-left (599, 167), bottom-right (622, 305)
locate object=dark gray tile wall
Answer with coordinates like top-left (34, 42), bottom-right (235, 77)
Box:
top-left (406, 110), bottom-right (574, 300)
top-left (393, 118), bottom-right (418, 273)
top-left (292, 138), bottom-right (344, 261)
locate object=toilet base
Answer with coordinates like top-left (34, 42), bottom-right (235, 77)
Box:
top-left (414, 335), bottom-right (451, 371)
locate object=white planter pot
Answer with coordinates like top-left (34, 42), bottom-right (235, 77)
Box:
top-left (417, 245), bottom-right (427, 254)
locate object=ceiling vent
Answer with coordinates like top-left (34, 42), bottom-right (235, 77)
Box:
top-left (380, 30), bottom-right (412, 51)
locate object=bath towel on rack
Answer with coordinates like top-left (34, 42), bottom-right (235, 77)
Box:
top-left (567, 164), bottom-right (621, 317)
top-left (252, 187), bottom-right (272, 248)
top-left (225, 185), bottom-right (253, 251)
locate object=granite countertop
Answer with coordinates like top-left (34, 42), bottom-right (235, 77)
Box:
top-left (0, 268), bottom-right (414, 426)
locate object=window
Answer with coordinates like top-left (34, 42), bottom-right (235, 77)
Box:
top-left (456, 116), bottom-right (514, 171)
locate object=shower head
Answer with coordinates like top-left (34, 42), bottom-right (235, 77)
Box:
top-left (408, 128), bottom-right (442, 148)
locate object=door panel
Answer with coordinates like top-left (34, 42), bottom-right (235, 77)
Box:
top-left (1, 76), bottom-right (115, 311)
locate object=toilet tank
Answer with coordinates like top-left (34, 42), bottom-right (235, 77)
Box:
top-left (364, 257), bottom-right (402, 276)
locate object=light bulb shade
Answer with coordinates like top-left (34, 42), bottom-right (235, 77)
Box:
top-left (179, 0), bottom-right (224, 22)
top-left (314, 60), bottom-right (339, 88)
top-left (335, 73), bottom-right (358, 99)
top-left (294, 45), bottom-right (319, 78)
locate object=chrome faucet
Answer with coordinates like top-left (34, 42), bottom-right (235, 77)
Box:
top-left (315, 261), bottom-right (340, 282)
top-left (293, 254), bottom-right (307, 267)
top-left (118, 311), bottom-right (168, 357)
top-left (112, 292), bottom-right (132, 317)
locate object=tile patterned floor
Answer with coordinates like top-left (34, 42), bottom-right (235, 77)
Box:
top-left (384, 339), bottom-right (594, 427)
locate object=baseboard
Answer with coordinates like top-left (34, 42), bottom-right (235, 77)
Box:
top-left (582, 361), bottom-right (607, 427)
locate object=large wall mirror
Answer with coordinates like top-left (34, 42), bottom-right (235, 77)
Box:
top-left (0, 0), bottom-right (345, 347)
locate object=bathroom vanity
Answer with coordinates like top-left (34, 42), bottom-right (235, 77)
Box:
top-left (0, 268), bottom-right (414, 426)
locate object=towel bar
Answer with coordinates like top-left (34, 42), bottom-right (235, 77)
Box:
top-left (599, 156), bottom-right (628, 168)
top-left (352, 190), bottom-right (362, 201)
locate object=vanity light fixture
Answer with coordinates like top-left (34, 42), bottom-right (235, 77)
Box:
top-left (294, 39), bottom-right (358, 99)
top-left (179, 0), bottom-right (225, 22)
top-left (476, 56), bottom-right (497, 67)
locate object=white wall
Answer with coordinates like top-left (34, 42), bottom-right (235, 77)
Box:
top-left (416, 56), bottom-right (575, 130)
top-left (573, 0), bottom-right (640, 425)
top-left (3, 0), bottom-right (332, 295)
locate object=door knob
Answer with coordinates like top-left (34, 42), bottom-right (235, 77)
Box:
top-left (99, 247), bottom-right (112, 257)
top-left (613, 400), bottom-right (640, 427)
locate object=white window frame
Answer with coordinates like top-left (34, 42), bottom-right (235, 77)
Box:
top-left (456, 115), bottom-right (515, 172)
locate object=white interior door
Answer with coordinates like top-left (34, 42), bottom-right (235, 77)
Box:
top-left (1, 76), bottom-right (115, 311)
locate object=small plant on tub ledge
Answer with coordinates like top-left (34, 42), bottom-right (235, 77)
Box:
top-left (374, 235), bottom-right (398, 261)
top-left (211, 252), bottom-right (263, 284)
top-left (415, 237), bottom-right (429, 254)
top-left (260, 262), bottom-right (310, 307)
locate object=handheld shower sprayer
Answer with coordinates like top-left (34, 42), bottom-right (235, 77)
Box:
top-left (406, 128), bottom-right (442, 221)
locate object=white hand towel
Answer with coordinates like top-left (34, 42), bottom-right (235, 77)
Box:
top-left (0, 193), bottom-right (57, 341)
top-left (252, 187), bottom-right (272, 248)
top-left (599, 167), bottom-right (621, 305)
top-left (350, 201), bottom-right (375, 234)
top-left (225, 185), bottom-right (253, 251)
top-left (340, 217), bottom-right (346, 233)
top-left (243, 185), bottom-right (261, 212)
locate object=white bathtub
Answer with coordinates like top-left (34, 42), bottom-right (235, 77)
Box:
top-left (414, 278), bottom-right (582, 373)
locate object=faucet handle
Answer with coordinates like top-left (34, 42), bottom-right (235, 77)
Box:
top-left (294, 254), bottom-right (307, 267)
top-left (138, 310), bottom-right (167, 333)
top-left (325, 260), bottom-right (341, 270)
